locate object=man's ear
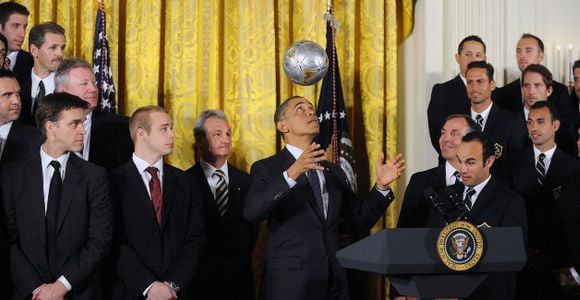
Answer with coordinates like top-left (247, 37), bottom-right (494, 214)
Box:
top-left (276, 121), bottom-right (288, 134)
top-left (553, 119), bottom-right (561, 132)
top-left (30, 44), bottom-right (38, 58)
top-left (484, 155), bottom-right (496, 169)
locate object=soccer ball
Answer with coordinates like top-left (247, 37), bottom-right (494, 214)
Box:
top-left (283, 40), bottom-right (329, 86)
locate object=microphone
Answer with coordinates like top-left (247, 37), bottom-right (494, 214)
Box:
top-left (424, 187), bottom-right (449, 224)
top-left (440, 186), bottom-right (469, 221)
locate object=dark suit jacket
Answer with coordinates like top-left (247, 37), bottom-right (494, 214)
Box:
top-left (556, 169), bottom-right (580, 273)
top-left (186, 163), bottom-right (257, 300)
top-left (0, 121), bottom-right (40, 168)
top-left (482, 104), bottom-right (529, 181)
top-left (88, 111), bottom-right (133, 170)
top-left (110, 161), bottom-right (204, 299)
top-left (428, 177), bottom-right (528, 300)
top-left (12, 51), bottom-right (33, 82)
top-left (16, 71), bottom-right (35, 127)
top-left (509, 147), bottom-right (580, 270)
top-left (1, 153), bottom-right (112, 299)
top-left (398, 164), bottom-right (449, 228)
top-left (493, 79), bottom-right (580, 128)
top-left (427, 75), bottom-right (471, 154)
top-left (244, 149), bottom-right (393, 300)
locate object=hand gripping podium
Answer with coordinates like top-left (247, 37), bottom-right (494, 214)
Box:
top-left (336, 227), bottom-right (526, 298)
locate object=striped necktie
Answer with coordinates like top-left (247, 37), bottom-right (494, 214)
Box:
top-left (214, 170), bottom-right (228, 218)
top-left (536, 153), bottom-right (546, 185)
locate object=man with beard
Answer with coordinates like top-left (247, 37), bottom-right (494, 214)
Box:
top-left (19, 22), bottom-right (65, 126)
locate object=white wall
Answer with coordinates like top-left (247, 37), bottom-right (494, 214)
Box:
top-left (401, 0), bottom-right (580, 186)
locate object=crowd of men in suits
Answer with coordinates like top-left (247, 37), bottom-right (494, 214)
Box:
top-left (398, 33), bottom-right (580, 300)
top-left (0, 2), bottom-right (409, 300)
top-left (0, 1), bottom-right (579, 300)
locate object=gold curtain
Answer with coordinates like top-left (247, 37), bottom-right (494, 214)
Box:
top-left (19, 0), bottom-right (413, 298)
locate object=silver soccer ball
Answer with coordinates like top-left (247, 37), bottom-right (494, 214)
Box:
top-left (283, 40), bottom-right (329, 86)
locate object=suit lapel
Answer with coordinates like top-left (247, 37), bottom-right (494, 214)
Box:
top-left (160, 164), bottom-right (175, 231)
top-left (56, 155), bottom-right (82, 233)
top-left (467, 178), bottom-right (496, 221)
top-left (279, 149), bottom-right (325, 222)
top-left (483, 105), bottom-right (499, 135)
top-left (26, 156), bottom-right (48, 239)
top-left (194, 165), bottom-right (221, 217)
top-left (125, 161), bottom-right (159, 227)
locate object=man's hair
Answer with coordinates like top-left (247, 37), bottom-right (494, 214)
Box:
top-left (522, 64), bottom-right (553, 89)
top-left (530, 100), bottom-right (559, 122)
top-left (29, 22), bottom-right (65, 49)
top-left (0, 69), bottom-right (16, 80)
top-left (461, 131), bottom-right (495, 164)
top-left (36, 92), bottom-right (89, 142)
top-left (573, 59), bottom-right (580, 73)
top-left (444, 114), bottom-right (481, 133)
top-left (520, 33), bottom-right (544, 53)
top-left (466, 61), bottom-right (494, 81)
top-left (0, 2), bottom-right (29, 28)
top-left (193, 109), bottom-right (227, 140)
top-left (54, 58), bottom-right (91, 90)
top-left (129, 106), bottom-right (167, 143)
top-left (457, 35), bottom-right (486, 54)
top-left (274, 95), bottom-right (304, 125)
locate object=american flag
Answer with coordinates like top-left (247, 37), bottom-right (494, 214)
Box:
top-left (92, 1), bottom-right (116, 114)
top-left (316, 10), bottom-right (357, 193)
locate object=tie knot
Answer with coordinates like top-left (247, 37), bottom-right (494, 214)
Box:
top-left (39, 80), bottom-right (45, 89)
top-left (466, 187), bottom-right (476, 198)
top-left (538, 153), bottom-right (546, 162)
top-left (475, 114), bottom-right (484, 127)
top-left (49, 160), bottom-right (61, 171)
top-left (214, 169), bottom-right (225, 179)
top-left (145, 166), bottom-right (159, 177)
top-left (453, 171), bottom-right (460, 180)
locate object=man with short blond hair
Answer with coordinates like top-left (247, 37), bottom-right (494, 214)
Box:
top-left (110, 105), bottom-right (204, 299)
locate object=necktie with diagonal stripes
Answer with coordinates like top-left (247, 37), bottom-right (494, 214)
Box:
top-left (214, 170), bottom-right (228, 218)
top-left (536, 153), bottom-right (546, 185)
top-left (464, 187), bottom-right (476, 210)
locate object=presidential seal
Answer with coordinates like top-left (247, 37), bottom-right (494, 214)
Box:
top-left (437, 220), bottom-right (484, 271)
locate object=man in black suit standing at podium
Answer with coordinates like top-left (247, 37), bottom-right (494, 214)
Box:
top-left (244, 95), bottom-right (405, 300)
top-left (187, 109), bottom-right (257, 300)
top-left (450, 132), bottom-right (527, 300)
top-left (427, 35), bottom-right (486, 156)
top-left (493, 33), bottom-right (580, 128)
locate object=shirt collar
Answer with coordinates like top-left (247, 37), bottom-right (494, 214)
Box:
top-left (200, 157), bottom-right (229, 179)
top-left (0, 121), bottom-right (13, 139)
top-left (459, 73), bottom-right (467, 85)
top-left (464, 174), bottom-right (492, 197)
top-left (6, 51), bottom-right (17, 70)
top-left (533, 144), bottom-right (556, 161)
top-left (285, 144), bottom-right (304, 160)
top-left (31, 71), bottom-right (55, 94)
top-left (40, 145), bottom-right (70, 174)
top-left (445, 161), bottom-right (460, 185)
top-left (471, 102), bottom-right (493, 122)
top-left (132, 153), bottom-right (164, 177)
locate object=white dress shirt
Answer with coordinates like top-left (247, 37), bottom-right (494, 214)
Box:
top-left (462, 175), bottom-right (492, 208)
top-left (200, 158), bottom-right (229, 199)
top-left (471, 102), bottom-right (493, 131)
top-left (0, 121), bottom-right (13, 158)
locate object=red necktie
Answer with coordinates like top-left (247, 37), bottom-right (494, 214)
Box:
top-left (145, 166), bottom-right (163, 223)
